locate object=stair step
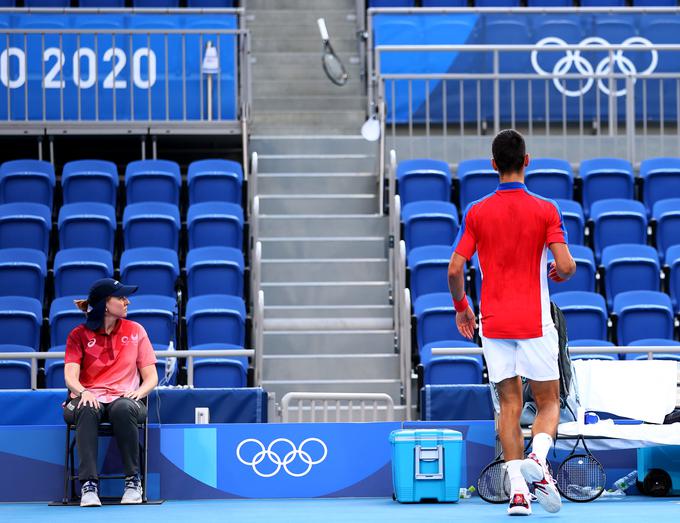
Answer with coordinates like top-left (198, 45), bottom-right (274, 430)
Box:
top-left (261, 281), bottom-right (390, 306)
top-left (251, 135), bottom-right (375, 155)
top-left (260, 236), bottom-right (386, 258)
top-left (253, 80), bottom-right (362, 98)
top-left (248, 10), bottom-right (356, 28)
top-left (263, 330), bottom-right (395, 355)
top-left (257, 153), bottom-right (372, 173)
top-left (264, 304), bottom-right (393, 320)
top-left (251, 37), bottom-right (357, 53)
top-left (262, 354), bottom-right (400, 381)
top-left (258, 215), bottom-right (387, 237)
top-left (253, 95), bottom-right (365, 112)
top-left (257, 172), bottom-right (376, 194)
top-left (249, 23), bottom-right (357, 41)
top-left (261, 258), bottom-right (388, 282)
top-left (261, 379), bottom-right (403, 405)
top-left (259, 194), bottom-right (377, 214)
top-left (248, 0), bottom-right (352, 9)
top-left (254, 111), bottom-right (366, 133)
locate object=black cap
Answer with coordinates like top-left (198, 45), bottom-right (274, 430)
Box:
top-left (84, 278), bottom-right (138, 331)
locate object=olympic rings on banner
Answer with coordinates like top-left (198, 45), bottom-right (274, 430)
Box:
top-left (236, 437), bottom-right (328, 478)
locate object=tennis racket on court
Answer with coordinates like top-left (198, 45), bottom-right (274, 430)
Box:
top-left (477, 450), bottom-right (511, 504)
top-left (317, 18), bottom-right (349, 86)
top-left (555, 434), bottom-right (606, 502)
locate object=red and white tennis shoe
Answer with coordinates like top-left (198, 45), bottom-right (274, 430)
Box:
top-left (521, 453), bottom-right (562, 513)
top-left (507, 491), bottom-right (532, 516)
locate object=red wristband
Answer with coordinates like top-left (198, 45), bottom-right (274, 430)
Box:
top-left (453, 294), bottom-right (469, 313)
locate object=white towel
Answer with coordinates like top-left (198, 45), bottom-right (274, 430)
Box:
top-left (573, 360), bottom-right (678, 424)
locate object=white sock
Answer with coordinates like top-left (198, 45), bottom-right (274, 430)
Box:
top-left (531, 433), bottom-right (553, 464)
top-left (506, 459), bottom-right (528, 494)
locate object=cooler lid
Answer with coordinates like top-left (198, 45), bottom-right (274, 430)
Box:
top-left (389, 428), bottom-right (462, 443)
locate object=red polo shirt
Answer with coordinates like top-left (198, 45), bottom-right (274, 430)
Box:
top-left (65, 319), bottom-right (157, 403)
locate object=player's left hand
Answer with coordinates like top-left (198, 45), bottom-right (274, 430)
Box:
top-left (548, 261), bottom-right (566, 283)
top-left (456, 306), bottom-right (477, 340)
top-left (124, 390), bottom-right (144, 401)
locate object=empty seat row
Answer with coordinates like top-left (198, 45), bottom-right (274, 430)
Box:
top-left (0, 158), bottom-right (243, 209)
top-left (5, 1), bottom-right (237, 8)
top-left (369, 1), bottom-right (676, 8)
top-left (0, 201), bottom-right (244, 255)
top-left (397, 157), bottom-right (680, 215)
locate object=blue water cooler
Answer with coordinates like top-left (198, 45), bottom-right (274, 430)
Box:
top-left (389, 428), bottom-right (463, 503)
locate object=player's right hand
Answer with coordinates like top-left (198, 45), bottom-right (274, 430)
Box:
top-left (456, 306), bottom-right (477, 340)
top-left (548, 261), bottom-right (566, 282)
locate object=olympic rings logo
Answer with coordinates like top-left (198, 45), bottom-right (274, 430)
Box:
top-left (236, 438), bottom-right (328, 478)
top-left (530, 36), bottom-right (658, 97)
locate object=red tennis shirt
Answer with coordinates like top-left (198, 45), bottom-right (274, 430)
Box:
top-left (453, 182), bottom-right (567, 339)
top-left (65, 319), bottom-right (157, 403)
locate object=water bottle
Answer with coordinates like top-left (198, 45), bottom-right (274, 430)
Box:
top-left (613, 470), bottom-right (637, 492)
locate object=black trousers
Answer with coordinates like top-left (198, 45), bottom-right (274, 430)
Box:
top-left (63, 396), bottom-right (147, 482)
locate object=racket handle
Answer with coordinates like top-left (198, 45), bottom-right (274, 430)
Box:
top-left (317, 18), bottom-right (329, 42)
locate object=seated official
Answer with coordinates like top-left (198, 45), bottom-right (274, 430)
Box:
top-left (63, 278), bottom-right (158, 507)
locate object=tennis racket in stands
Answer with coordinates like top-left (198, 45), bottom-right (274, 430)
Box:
top-left (477, 450), bottom-right (511, 504)
top-left (556, 434), bottom-right (606, 502)
top-left (317, 18), bottom-right (348, 86)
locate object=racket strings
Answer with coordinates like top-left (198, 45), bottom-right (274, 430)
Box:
top-left (557, 454), bottom-right (606, 502)
top-left (477, 461), bottom-right (511, 504)
top-left (322, 52), bottom-right (348, 86)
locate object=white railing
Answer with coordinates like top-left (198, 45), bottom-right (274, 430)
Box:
top-left (400, 286), bottom-right (412, 421)
top-left (0, 348), bottom-right (255, 390)
top-left (281, 392), bottom-right (395, 423)
top-left (431, 346), bottom-right (680, 359)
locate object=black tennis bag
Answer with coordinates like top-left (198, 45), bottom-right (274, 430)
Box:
top-left (519, 301), bottom-right (581, 425)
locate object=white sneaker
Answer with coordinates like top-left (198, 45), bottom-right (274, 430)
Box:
top-left (80, 480), bottom-right (101, 507)
top-left (507, 491), bottom-right (532, 516)
top-left (521, 453), bottom-right (562, 513)
top-left (121, 475), bottom-right (143, 504)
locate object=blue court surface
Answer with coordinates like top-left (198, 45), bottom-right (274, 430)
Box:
top-left (2, 496), bottom-right (679, 522)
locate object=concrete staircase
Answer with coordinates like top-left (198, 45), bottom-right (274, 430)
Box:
top-left (252, 135), bottom-right (401, 411)
top-left (247, 0), bottom-right (366, 135)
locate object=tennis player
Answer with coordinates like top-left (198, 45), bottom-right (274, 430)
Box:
top-left (448, 130), bottom-right (576, 516)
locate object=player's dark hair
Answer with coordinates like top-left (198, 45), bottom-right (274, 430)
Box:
top-left (492, 129), bottom-right (526, 175)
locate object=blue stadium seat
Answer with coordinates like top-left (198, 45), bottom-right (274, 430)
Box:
top-left (187, 0), bottom-right (236, 5)
top-left (639, 158), bottom-right (680, 214)
top-left (396, 159), bottom-right (451, 206)
top-left (49, 297), bottom-right (85, 347)
top-left (0, 345), bottom-right (33, 389)
top-left (186, 295), bottom-right (246, 348)
top-left (414, 292), bottom-right (468, 349)
top-left (528, 0), bottom-right (572, 5)
top-left (61, 160), bottom-right (118, 206)
top-left (470, 253), bottom-right (482, 303)
top-left (407, 245), bottom-right (452, 302)
top-left (186, 246), bottom-right (244, 298)
top-left (421, 340), bottom-right (483, 385)
top-left (625, 338), bottom-right (680, 361)
top-left (476, 0), bottom-right (520, 5)
top-left (668, 245), bottom-right (680, 314)
top-left (579, 158), bottom-right (634, 216)
top-left (554, 199), bottom-right (585, 245)
top-left (581, 0), bottom-right (626, 5)
top-left (633, 0), bottom-right (677, 5)
top-left (0, 1), bottom-right (15, 6)
top-left (123, 202), bottom-right (180, 251)
top-left (613, 290), bottom-right (674, 346)
top-left (0, 203), bottom-right (51, 255)
top-left (401, 201), bottom-right (458, 253)
top-left (552, 291), bottom-right (608, 341)
top-left (593, 18), bottom-right (636, 48)
top-left (126, 295), bottom-right (177, 347)
top-left (125, 160), bottom-right (181, 206)
top-left (0, 160), bottom-right (55, 208)
top-left (421, 0), bottom-right (466, 5)
top-left (120, 248), bottom-right (179, 298)
top-left (569, 339), bottom-right (617, 361)
top-left (0, 297), bottom-right (42, 350)
top-left (188, 159), bottom-right (243, 205)
top-left (602, 244), bottom-right (660, 309)
top-left (58, 203), bottom-right (117, 252)
top-left (457, 159), bottom-right (497, 210)
top-left (421, 384), bottom-right (494, 421)
top-left (548, 244), bottom-right (596, 294)
top-left (24, 0), bottom-right (69, 5)
top-left (79, 0), bottom-right (126, 6)
top-left (0, 248), bottom-right (46, 301)
top-left (132, 0), bottom-right (180, 7)
top-left (525, 158), bottom-right (574, 200)
top-left (190, 343), bottom-right (247, 388)
top-left (653, 199), bottom-right (680, 262)
top-left (53, 248), bottom-right (113, 298)
top-left (187, 202), bottom-right (244, 250)
top-left (368, 0), bottom-right (415, 6)
top-left (44, 345), bottom-right (66, 389)
top-left (590, 199), bottom-right (647, 262)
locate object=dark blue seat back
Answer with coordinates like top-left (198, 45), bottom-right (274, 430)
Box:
top-left (188, 159), bottom-right (243, 205)
top-left (613, 290), bottom-right (674, 346)
top-left (120, 247), bottom-right (180, 297)
top-left (0, 203), bottom-right (52, 254)
top-left (421, 384), bottom-right (494, 421)
top-left (126, 295), bottom-right (177, 347)
top-left (580, 158), bottom-right (634, 216)
top-left (457, 159), bottom-right (497, 210)
top-left (414, 292), bottom-right (468, 348)
top-left (61, 160), bottom-right (118, 206)
top-left (425, 357), bottom-right (483, 385)
top-left (53, 248), bottom-right (114, 298)
top-left (397, 159), bottom-right (452, 206)
top-left (187, 202), bottom-right (244, 250)
top-left (653, 199), bottom-right (680, 262)
top-left (402, 201), bottom-right (458, 253)
top-left (0, 297), bottom-right (43, 350)
top-left (58, 203), bottom-right (117, 252)
top-left (49, 297), bottom-right (85, 347)
top-left (554, 199), bottom-right (585, 245)
top-left (0, 160), bottom-right (55, 208)
top-left (408, 245), bottom-right (453, 302)
top-left (591, 199), bottom-right (647, 261)
top-left (186, 246), bottom-right (244, 298)
top-left (186, 295), bottom-right (246, 347)
top-left (640, 158), bottom-right (680, 213)
top-left (525, 158), bottom-right (574, 200)
top-left (552, 291), bottom-right (608, 341)
top-left (191, 343), bottom-right (247, 389)
top-left (123, 202), bottom-right (180, 250)
top-left (548, 244), bottom-right (595, 295)
top-left (668, 245), bottom-right (680, 314)
top-left (0, 248), bottom-right (46, 301)
top-left (0, 345), bottom-right (33, 389)
top-left (602, 244), bottom-right (660, 309)
top-left (624, 338), bottom-right (680, 361)
top-left (45, 345), bottom-right (66, 389)
top-left (125, 160), bottom-right (181, 206)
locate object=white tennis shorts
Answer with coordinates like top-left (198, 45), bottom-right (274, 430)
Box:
top-left (481, 327), bottom-right (560, 383)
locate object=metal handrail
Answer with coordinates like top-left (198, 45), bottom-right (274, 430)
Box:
top-left (431, 346), bottom-right (680, 357)
top-left (254, 289), bottom-right (264, 387)
top-left (281, 392), bottom-right (395, 423)
top-left (401, 287), bottom-right (412, 421)
top-left (0, 348), bottom-right (254, 389)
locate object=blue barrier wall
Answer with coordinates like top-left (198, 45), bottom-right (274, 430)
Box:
top-left (374, 12), bottom-right (680, 123)
top-left (0, 13), bottom-right (238, 122)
